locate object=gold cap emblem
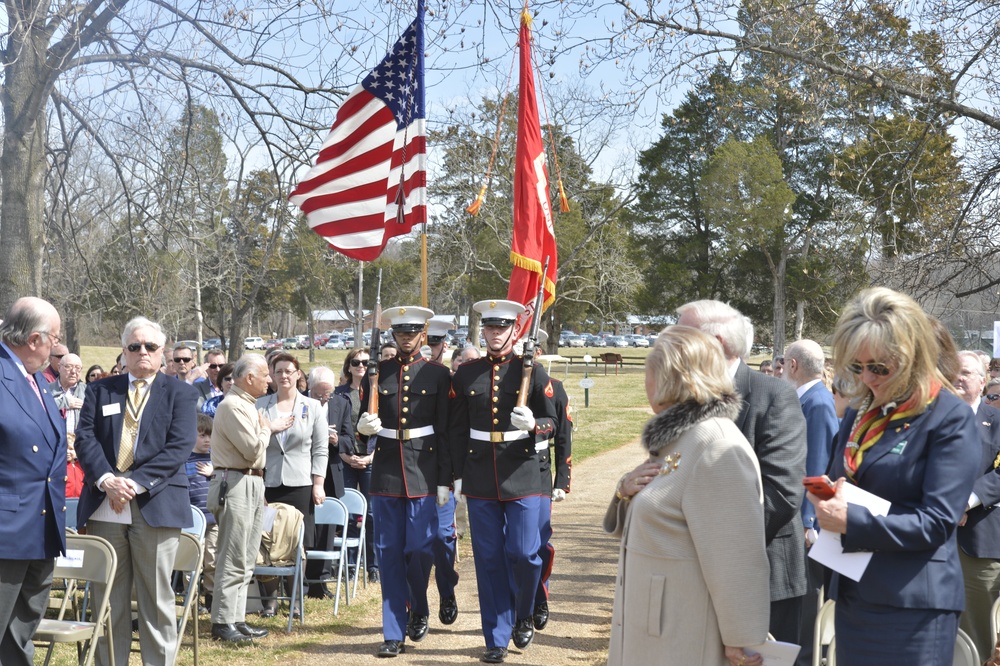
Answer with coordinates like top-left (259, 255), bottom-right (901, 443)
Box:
top-left (490, 301), bottom-right (497, 308)
top-left (398, 308), bottom-right (406, 315)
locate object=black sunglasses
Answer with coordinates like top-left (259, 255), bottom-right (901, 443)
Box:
top-left (173, 357), bottom-right (193, 363)
top-left (988, 394), bottom-right (1000, 401)
top-left (127, 342), bottom-right (160, 353)
top-left (207, 363), bottom-right (224, 370)
top-left (350, 359), bottom-right (369, 367)
top-left (847, 361), bottom-right (892, 377)
top-left (50, 353), bottom-right (65, 360)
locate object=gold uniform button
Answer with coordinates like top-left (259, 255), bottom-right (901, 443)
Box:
top-left (494, 375), bottom-right (500, 381)
top-left (47, 477), bottom-right (51, 482)
top-left (32, 446), bottom-right (38, 452)
top-left (404, 386), bottom-right (410, 392)
top-left (402, 407), bottom-right (409, 413)
top-left (63, 476), bottom-right (68, 481)
top-left (493, 418), bottom-right (499, 425)
top-left (492, 396), bottom-right (499, 403)
top-left (41, 509), bottom-right (46, 515)
top-left (403, 396), bottom-right (409, 402)
top-left (62, 506), bottom-right (67, 512)
top-left (401, 418), bottom-right (408, 424)
top-left (494, 365), bottom-right (500, 371)
top-left (382, 389), bottom-right (389, 394)
top-left (493, 385), bottom-right (499, 392)
top-left (470, 390), bottom-right (476, 395)
top-left (403, 365), bottom-right (410, 372)
top-left (421, 390), bottom-right (426, 394)
top-left (403, 375), bottom-right (410, 381)
top-left (492, 407), bottom-right (498, 413)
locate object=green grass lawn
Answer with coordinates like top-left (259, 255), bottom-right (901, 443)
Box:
top-left (42, 346), bottom-right (663, 665)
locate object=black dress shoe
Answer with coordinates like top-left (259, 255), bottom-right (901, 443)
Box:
top-left (235, 622), bottom-right (268, 638)
top-left (368, 567), bottom-right (380, 583)
top-left (532, 600), bottom-right (549, 630)
top-left (406, 613), bottom-right (429, 642)
top-left (512, 617), bottom-right (534, 649)
top-left (307, 584), bottom-right (334, 600)
top-left (211, 623), bottom-right (252, 643)
top-left (481, 647), bottom-right (508, 663)
top-left (259, 600), bottom-right (277, 618)
top-left (377, 640), bottom-right (405, 657)
top-left (439, 595), bottom-right (459, 625)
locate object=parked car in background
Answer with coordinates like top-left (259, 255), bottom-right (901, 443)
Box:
top-left (324, 334), bottom-right (345, 350)
top-left (584, 334), bottom-right (606, 347)
top-left (265, 339), bottom-right (284, 351)
top-left (203, 338), bottom-right (222, 351)
top-left (562, 334), bottom-right (584, 348)
top-left (244, 336), bottom-right (265, 350)
top-left (646, 334), bottom-right (659, 345)
top-left (282, 337), bottom-right (299, 350)
top-left (296, 335), bottom-right (310, 349)
top-left (627, 334), bottom-right (650, 348)
top-left (606, 335), bottom-right (629, 347)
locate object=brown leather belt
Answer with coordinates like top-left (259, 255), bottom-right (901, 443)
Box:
top-left (215, 467), bottom-right (264, 477)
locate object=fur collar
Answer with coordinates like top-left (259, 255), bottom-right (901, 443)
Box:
top-left (642, 393), bottom-right (742, 454)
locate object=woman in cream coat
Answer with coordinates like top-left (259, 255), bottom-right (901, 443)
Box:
top-left (604, 326), bottom-right (770, 666)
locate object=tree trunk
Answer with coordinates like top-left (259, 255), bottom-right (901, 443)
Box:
top-left (194, 253), bottom-right (204, 363)
top-left (772, 253), bottom-right (788, 357)
top-left (794, 299), bottom-right (805, 341)
top-left (0, 1), bottom-right (56, 311)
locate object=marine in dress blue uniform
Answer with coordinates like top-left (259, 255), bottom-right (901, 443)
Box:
top-left (449, 300), bottom-right (558, 664)
top-left (357, 306), bottom-right (453, 658)
top-left (529, 330), bottom-right (572, 633)
top-left (426, 316), bottom-right (460, 626)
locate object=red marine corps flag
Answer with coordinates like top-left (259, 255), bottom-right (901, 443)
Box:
top-left (290, 2), bottom-right (426, 261)
top-left (507, 8), bottom-right (558, 340)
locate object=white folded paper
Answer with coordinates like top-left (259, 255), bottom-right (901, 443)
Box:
top-left (808, 482), bottom-right (891, 581)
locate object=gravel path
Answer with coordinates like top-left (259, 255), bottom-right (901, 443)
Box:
top-left (296, 438), bottom-right (642, 665)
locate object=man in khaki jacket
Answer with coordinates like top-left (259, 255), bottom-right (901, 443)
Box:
top-left (208, 354), bottom-right (271, 643)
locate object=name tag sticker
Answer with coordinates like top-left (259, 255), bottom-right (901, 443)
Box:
top-left (56, 549), bottom-right (84, 568)
top-left (102, 403), bottom-right (121, 417)
top-left (890, 441), bottom-right (907, 455)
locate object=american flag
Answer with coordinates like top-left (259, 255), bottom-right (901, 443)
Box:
top-left (290, 5), bottom-right (426, 261)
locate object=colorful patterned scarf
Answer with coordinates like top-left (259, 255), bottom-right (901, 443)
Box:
top-left (843, 381), bottom-right (941, 481)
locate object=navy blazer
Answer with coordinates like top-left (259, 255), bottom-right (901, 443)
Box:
top-left (75, 373), bottom-right (198, 530)
top-left (829, 389), bottom-right (980, 611)
top-left (799, 382), bottom-right (839, 529)
top-left (958, 401), bottom-right (1000, 559)
top-left (0, 344), bottom-right (67, 559)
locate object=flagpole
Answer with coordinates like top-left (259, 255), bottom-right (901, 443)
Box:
top-left (357, 261), bottom-right (364, 341)
top-left (421, 225), bottom-right (428, 308)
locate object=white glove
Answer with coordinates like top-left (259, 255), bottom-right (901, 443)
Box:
top-left (551, 488), bottom-right (566, 502)
top-left (510, 405), bottom-right (536, 432)
top-left (453, 478), bottom-right (463, 503)
top-left (436, 486), bottom-right (450, 507)
top-left (357, 412), bottom-right (382, 436)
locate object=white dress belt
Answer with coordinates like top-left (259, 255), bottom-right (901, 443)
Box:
top-left (470, 428), bottom-right (530, 443)
top-left (377, 425), bottom-right (435, 439)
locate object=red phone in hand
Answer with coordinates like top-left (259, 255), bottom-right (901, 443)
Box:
top-left (803, 476), bottom-right (836, 500)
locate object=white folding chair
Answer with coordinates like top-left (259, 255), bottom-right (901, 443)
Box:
top-left (185, 504), bottom-right (207, 540)
top-left (173, 531), bottom-right (204, 666)
top-left (341, 487), bottom-right (368, 598)
top-left (250, 521), bottom-right (305, 632)
top-left (813, 599), bottom-right (835, 666)
top-left (991, 595), bottom-right (1000, 646)
top-left (827, 636), bottom-right (836, 666)
top-left (955, 628), bottom-right (980, 666)
top-left (304, 498), bottom-right (350, 615)
top-left (34, 534), bottom-right (118, 666)
top-left (65, 497), bottom-right (79, 532)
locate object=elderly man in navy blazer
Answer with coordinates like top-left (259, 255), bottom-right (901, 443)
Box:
top-left (75, 316), bottom-right (198, 666)
top-left (953, 350), bottom-right (1000, 658)
top-left (0, 297), bottom-right (67, 666)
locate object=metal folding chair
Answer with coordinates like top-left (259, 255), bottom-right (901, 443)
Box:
top-left (304, 498), bottom-right (350, 615)
top-left (340, 488), bottom-right (368, 599)
top-left (250, 521), bottom-right (305, 632)
top-left (34, 534), bottom-right (118, 666)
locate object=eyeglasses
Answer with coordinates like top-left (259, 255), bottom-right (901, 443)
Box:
top-left (61, 365), bottom-right (82, 372)
top-left (350, 359), bottom-right (369, 367)
top-left (173, 357), bottom-right (193, 364)
top-left (222, 376), bottom-right (235, 383)
top-left (273, 368), bottom-right (297, 375)
top-left (127, 342), bottom-right (160, 353)
top-left (847, 361), bottom-right (892, 377)
top-left (50, 353), bottom-right (65, 360)
top-left (37, 331), bottom-right (61, 345)
top-left (207, 363), bottom-right (223, 370)
top-left (311, 392), bottom-right (332, 402)
top-left (988, 394), bottom-right (1000, 402)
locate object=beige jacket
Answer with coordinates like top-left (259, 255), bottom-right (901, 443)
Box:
top-left (211, 385), bottom-right (269, 470)
top-left (604, 397), bottom-right (770, 666)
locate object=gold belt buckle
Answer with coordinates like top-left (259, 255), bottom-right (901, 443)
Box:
top-left (490, 431), bottom-right (504, 444)
top-left (400, 429), bottom-right (411, 440)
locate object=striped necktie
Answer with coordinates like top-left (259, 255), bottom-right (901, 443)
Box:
top-left (116, 379), bottom-right (148, 472)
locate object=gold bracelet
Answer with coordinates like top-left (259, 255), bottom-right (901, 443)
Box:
top-left (616, 486), bottom-right (631, 502)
